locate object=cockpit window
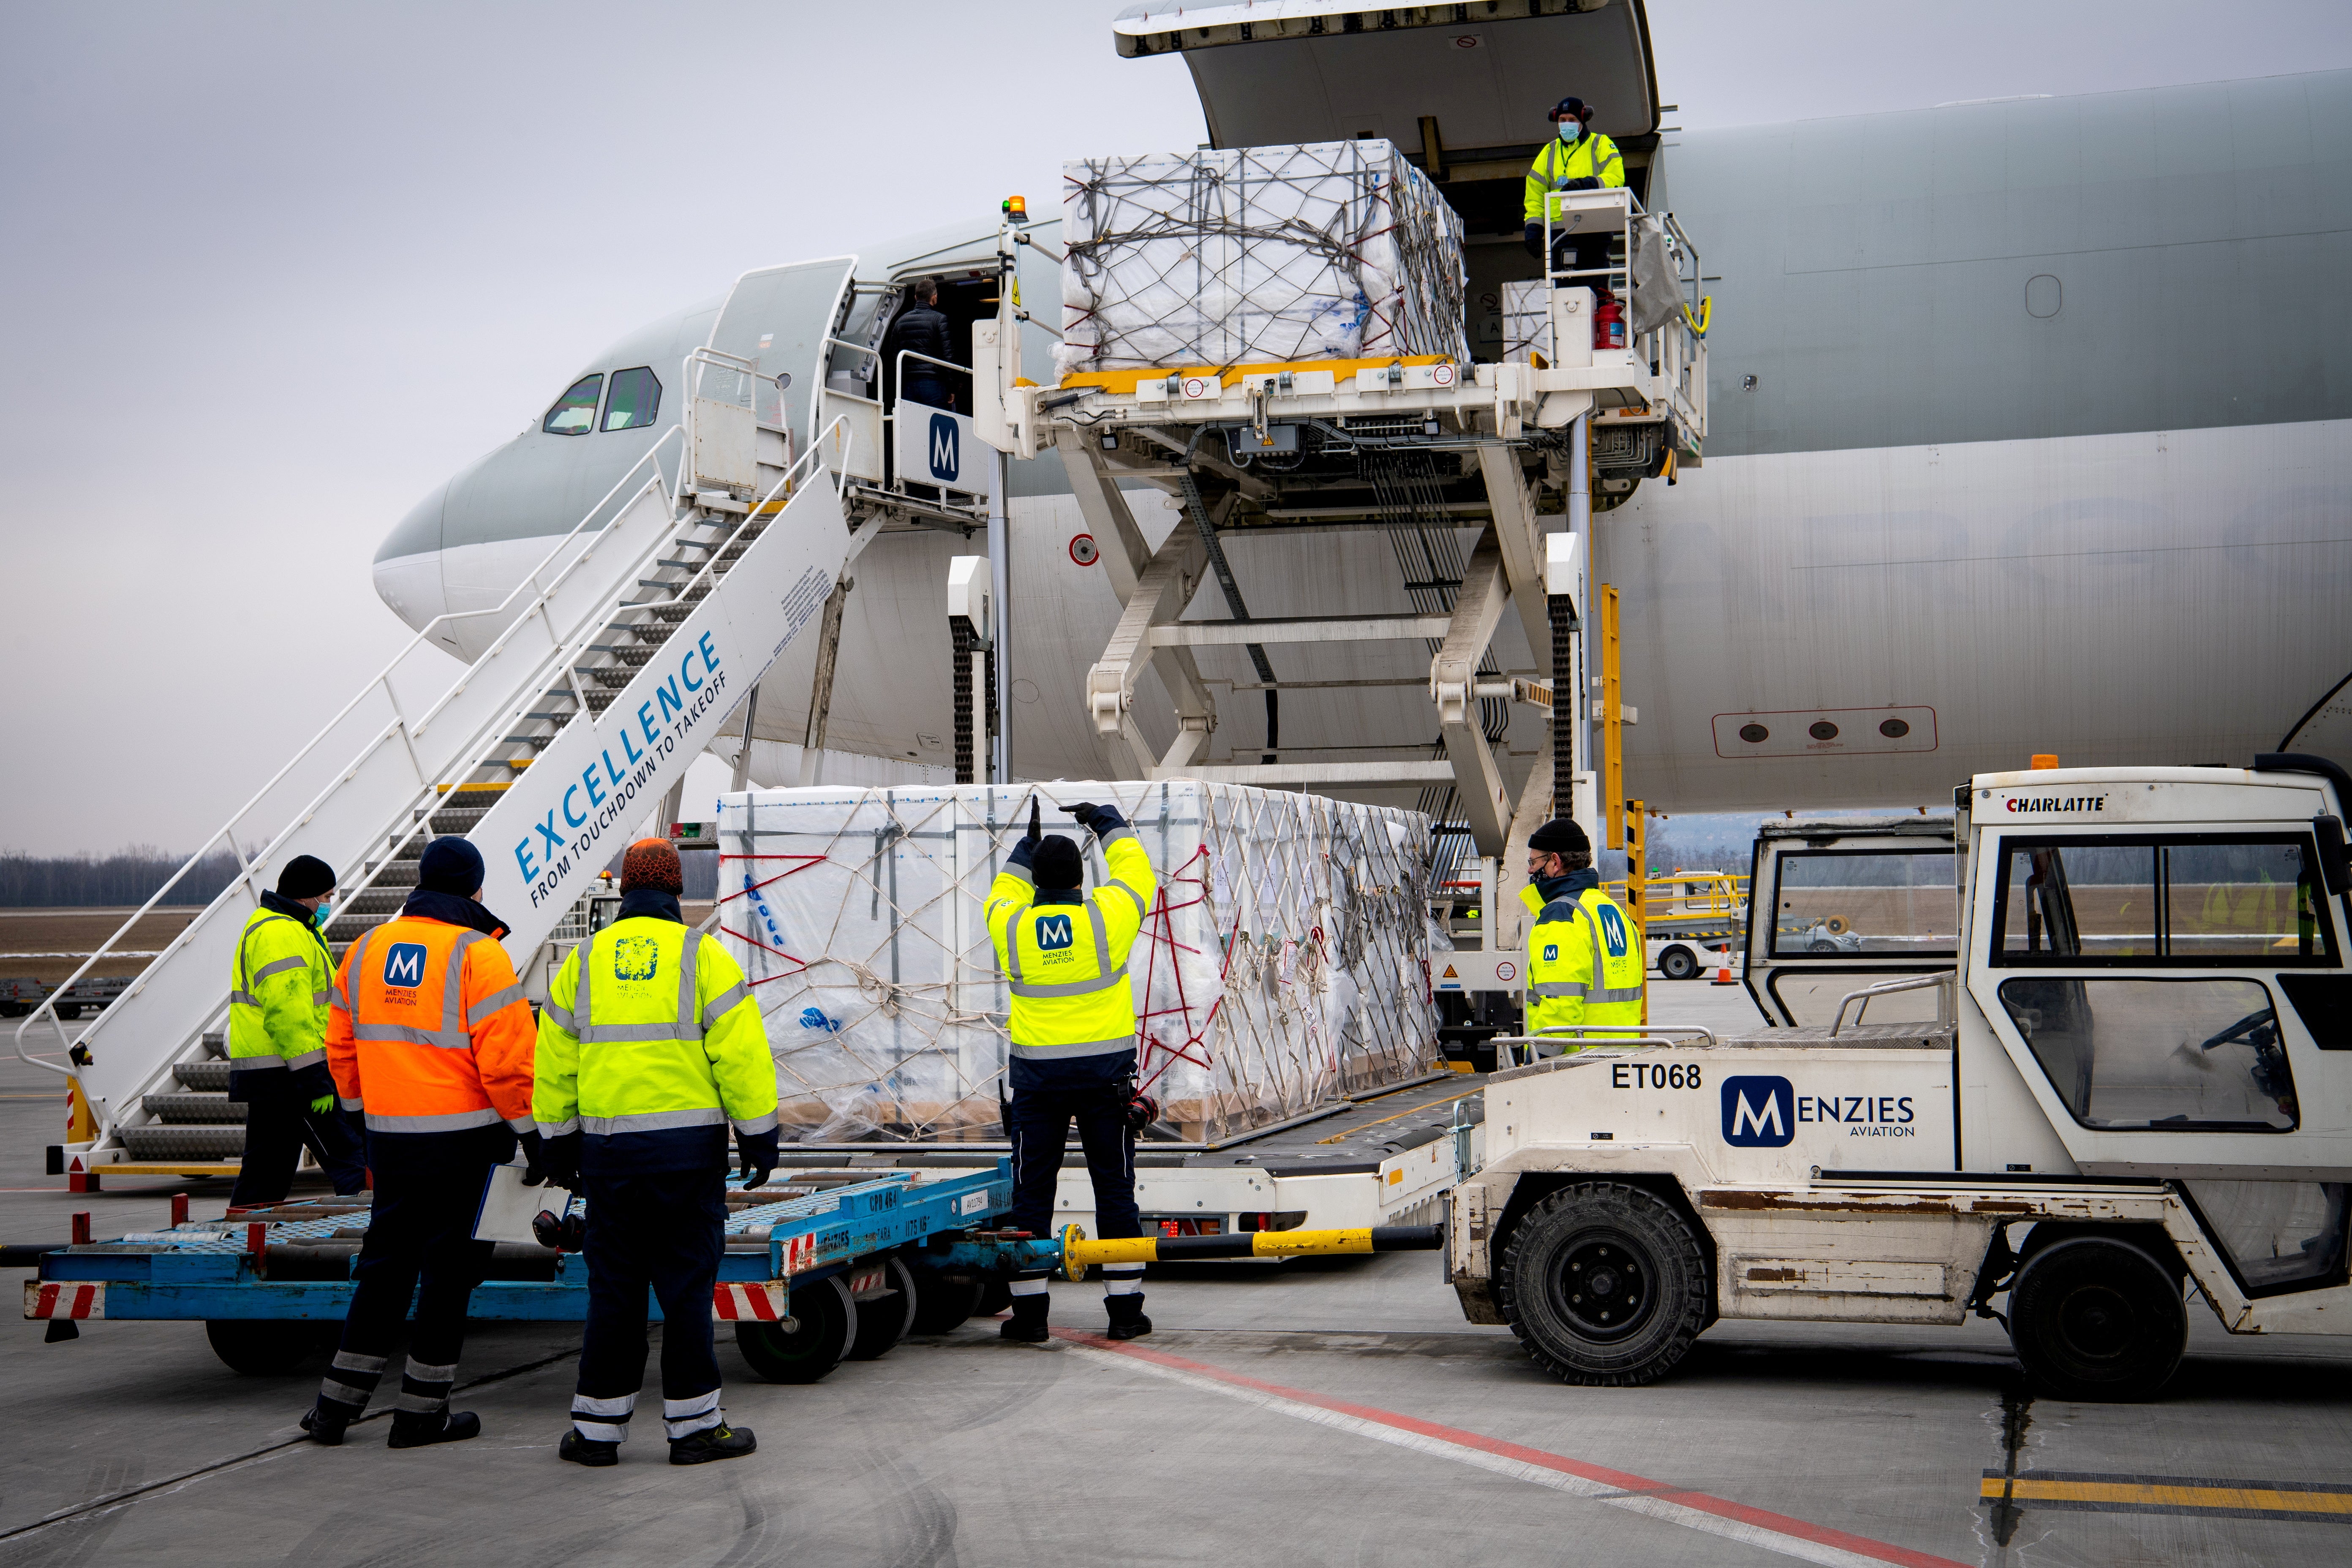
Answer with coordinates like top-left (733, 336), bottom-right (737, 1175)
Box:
top-left (601, 367), bottom-right (661, 432)
top-left (542, 374), bottom-right (602, 436)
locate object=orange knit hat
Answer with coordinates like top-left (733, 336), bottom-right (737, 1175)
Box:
top-left (620, 837), bottom-right (683, 895)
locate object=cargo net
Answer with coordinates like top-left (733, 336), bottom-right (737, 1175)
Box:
top-left (716, 781), bottom-right (1437, 1143)
top-left (1056, 140), bottom-right (1468, 379)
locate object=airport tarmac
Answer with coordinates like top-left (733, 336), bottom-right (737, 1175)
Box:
top-left (3, 989), bottom-right (2348, 1567)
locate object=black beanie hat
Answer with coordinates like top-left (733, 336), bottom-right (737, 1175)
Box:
top-left (418, 836), bottom-right (486, 896)
top-left (1032, 834), bottom-right (1083, 891)
top-left (276, 854), bottom-right (336, 900)
top-left (1528, 817), bottom-right (1591, 855)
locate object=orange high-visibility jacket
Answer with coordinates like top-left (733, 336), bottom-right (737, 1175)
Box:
top-left (327, 915), bottom-right (537, 1135)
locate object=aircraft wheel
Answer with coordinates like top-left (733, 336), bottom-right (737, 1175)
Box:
top-left (1500, 1182), bottom-right (1708, 1387)
top-left (907, 1270), bottom-right (986, 1334)
top-left (2007, 1237), bottom-right (2185, 1402)
top-left (204, 1320), bottom-right (316, 1376)
top-left (734, 1274), bottom-right (853, 1384)
top-left (1658, 945), bottom-right (1697, 982)
top-left (846, 1256), bottom-right (918, 1360)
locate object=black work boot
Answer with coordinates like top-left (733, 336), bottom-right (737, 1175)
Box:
top-left (559, 1429), bottom-right (621, 1467)
top-left (1105, 1293), bottom-right (1153, 1341)
top-left (999, 1292), bottom-right (1051, 1343)
top-left (299, 1403), bottom-right (350, 1446)
top-left (387, 1409), bottom-right (482, 1448)
top-left (669, 1422), bottom-right (757, 1466)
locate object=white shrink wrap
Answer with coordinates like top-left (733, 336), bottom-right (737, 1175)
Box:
top-left (1056, 141), bottom-right (1468, 379)
top-left (716, 781), bottom-right (1437, 1142)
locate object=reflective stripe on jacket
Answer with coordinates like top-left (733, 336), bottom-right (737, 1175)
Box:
top-left (1521, 879), bottom-right (1645, 1043)
top-left (986, 829), bottom-right (1154, 1061)
top-left (228, 906), bottom-right (331, 1072)
top-left (327, 915), bottom-right (538, 1134)
top-left (1522, 132), bottom-right (1626, 223)
top-left (532, 916), bottom-right (778, 1143)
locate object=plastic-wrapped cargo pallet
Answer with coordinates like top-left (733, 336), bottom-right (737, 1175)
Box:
top-left (1056, 140), bottom-right (1469, 378)
top-left (716, 781), bottom-right (1438, 1143)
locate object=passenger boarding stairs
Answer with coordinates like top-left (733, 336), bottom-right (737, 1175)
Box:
top-left (20, 326), bottom-right (868, 1185)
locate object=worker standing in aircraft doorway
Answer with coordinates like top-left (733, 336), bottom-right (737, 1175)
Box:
top-left (882, 275), bottom-right (959, 412)
top-left (301, 837), bottom-right (542, 1451)
top-left (1523, 96), bottom-right (1626, 297)
top-left (226, 854), bottom-right (366, 1207)
top-left (987, 798), bottom-right (1158, 1342)
top-left (1520, 818), bottom-right (1645, 1053)
top-left (536, 838), bottom-right (779, 1469)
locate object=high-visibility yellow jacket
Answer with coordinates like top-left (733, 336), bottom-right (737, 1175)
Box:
top-left (986, 828), bottom-right (1154, 1062)
top-left (1523, 132), bottom-right (1626, 224)
top-left (227, 898), bottom-right (333, 1086)
top-left (329, 912), bottom-right (539, 1135)
top-left (534, 912), bottom-right (778, 1167)
top-left (1522, 875), bottom-right (1644, 1044)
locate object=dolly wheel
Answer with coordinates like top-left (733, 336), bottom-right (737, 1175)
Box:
top-left (846, 1256), bottom-right (918, 1360)
top-left (204, 1320), bottom-right (316, 1376)
top-left (2007, 1237), bottom-right (2186, 1402)
top-left (975, 1279), bottom-right (1013, 1318)
top-left (908, 1271), bottom-right (986, 1334)
top-left (1499, 1182), bottom-right (1710, 1387)
top-left (734, 1274), bottom-right (853, 1384)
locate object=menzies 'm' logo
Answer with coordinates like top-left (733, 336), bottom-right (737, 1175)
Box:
top-left (928, 413), bottom-right (960, 482)
top-left (1721, 1075), bottom-right (1795, 1148)
top-left (613, 935), bottom-right (659, 982)
top-left (1597, 904), bottom-right (1629, 958)
top-left (1034, 914), bottom-right (1075, 951)
top-left (1543, 944), bottom-right (1559, 962)
top-left (382, 942), bottom-right (427, 989)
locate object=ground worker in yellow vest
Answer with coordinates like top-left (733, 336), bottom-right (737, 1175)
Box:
top-left (534, 837), bottom-right (777, 1468)
top-left (227, 853), bottom-right (366, 1206)
top-left (1523, 95), bottom-right (1626, 295)
top-left (1520, 817), bottom-right (1645, 1049)
top-left (986, 797), bottom-right (1157, 1343)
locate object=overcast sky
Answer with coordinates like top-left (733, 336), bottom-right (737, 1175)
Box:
top-left (5, 0), bottom-right (2349, 855)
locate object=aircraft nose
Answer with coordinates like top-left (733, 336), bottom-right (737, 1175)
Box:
top-left (372, 477), bottom-right (451, 634)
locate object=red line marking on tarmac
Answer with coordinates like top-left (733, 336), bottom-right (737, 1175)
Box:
top-left (1055, 1329), bottom-right (1969, 1568)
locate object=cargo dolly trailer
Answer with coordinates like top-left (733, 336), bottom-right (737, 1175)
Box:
top-left (1449, 758), bottom-right (2352, 1400)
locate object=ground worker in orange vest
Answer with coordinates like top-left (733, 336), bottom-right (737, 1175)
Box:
top-left (300, 836), bottom-right (542, 1450)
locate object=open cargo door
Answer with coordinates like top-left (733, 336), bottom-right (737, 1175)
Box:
top-left (1742, 817), bottom-right (1959, 1026)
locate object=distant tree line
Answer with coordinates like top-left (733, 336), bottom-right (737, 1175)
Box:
top-left (0, 847), bottom-right (242, 908)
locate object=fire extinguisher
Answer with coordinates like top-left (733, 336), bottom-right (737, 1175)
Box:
top-left (1592, 299), bottom-right (1626, 351)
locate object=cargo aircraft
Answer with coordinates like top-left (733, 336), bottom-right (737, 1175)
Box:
top-left (369, 0), bottom-right (2352, 817)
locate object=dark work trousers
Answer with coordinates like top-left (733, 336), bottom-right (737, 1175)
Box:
top-left (230, 1081), bottom-right (367, 1207)
top-left (571, 1168), bottom-right (726, 1445)
top-left (1007, 1058), bottom-right (1146, 1308)
top-left (314, 1154), bottom-right (495, 1423)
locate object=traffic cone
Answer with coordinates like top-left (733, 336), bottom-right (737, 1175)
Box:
top-left (1710, 951), bottom-right (1737, 986)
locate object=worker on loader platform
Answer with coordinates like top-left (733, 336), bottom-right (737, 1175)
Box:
top-left (986, 798), bottom-right (1157, 1342)
top-left (1523, 95), bottom-right (1625, 297)
top-left (302, 836), bottom-right (542, 1450)
top-left (534, 837), bottom-right (779, 1469)
top-left (1521, 817), bottom-right (1644, 1048)
top-left (226, 853), bottom-right (366, 1207)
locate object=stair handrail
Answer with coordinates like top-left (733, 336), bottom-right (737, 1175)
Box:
top-left (12, 427), bottom-right (686, 1080)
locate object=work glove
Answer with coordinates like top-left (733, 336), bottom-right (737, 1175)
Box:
top-left (1562, 176), bottom-right (1601, 192)
top-left (1523, 220), bottom-right (1546, 259)
top-left (517, 1128), bottom-right (549, 1187)
top-left (1067, 802), bottom-right (1126, 836)
top-left (737, 1126), bottom-right (780, 1190)
top-left (542, 1130), bottom-right (583, 1191)
top-left (1007, 798), bottom-right (1043, 870)
top-left (308, 1093), bottom-right (335, 1116)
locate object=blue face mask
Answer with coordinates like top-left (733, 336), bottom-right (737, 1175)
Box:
top-left (1557, 119), bottom-right (1582, 142)
top-left (312, 901), bottom-right (333, 929)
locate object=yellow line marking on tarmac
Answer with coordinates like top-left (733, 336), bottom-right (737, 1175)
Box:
top-left (1981, 1475), bottom-right (2352, 1519)
top-left (1315, 1085), bottom-right (1483, 1143)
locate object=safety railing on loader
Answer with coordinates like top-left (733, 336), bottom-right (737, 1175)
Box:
top-left (24, 410), bottom-right (864, 1181)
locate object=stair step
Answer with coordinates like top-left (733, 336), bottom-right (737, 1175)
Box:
top-left (142, 1093), bottom-right (247, 1124)
top-left (344, 889), bottom-right (406, 916)
top-left (122, 1125), bottom-right (247, 1159)
top-left (174, 1060), bottom-right (232, 1091)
